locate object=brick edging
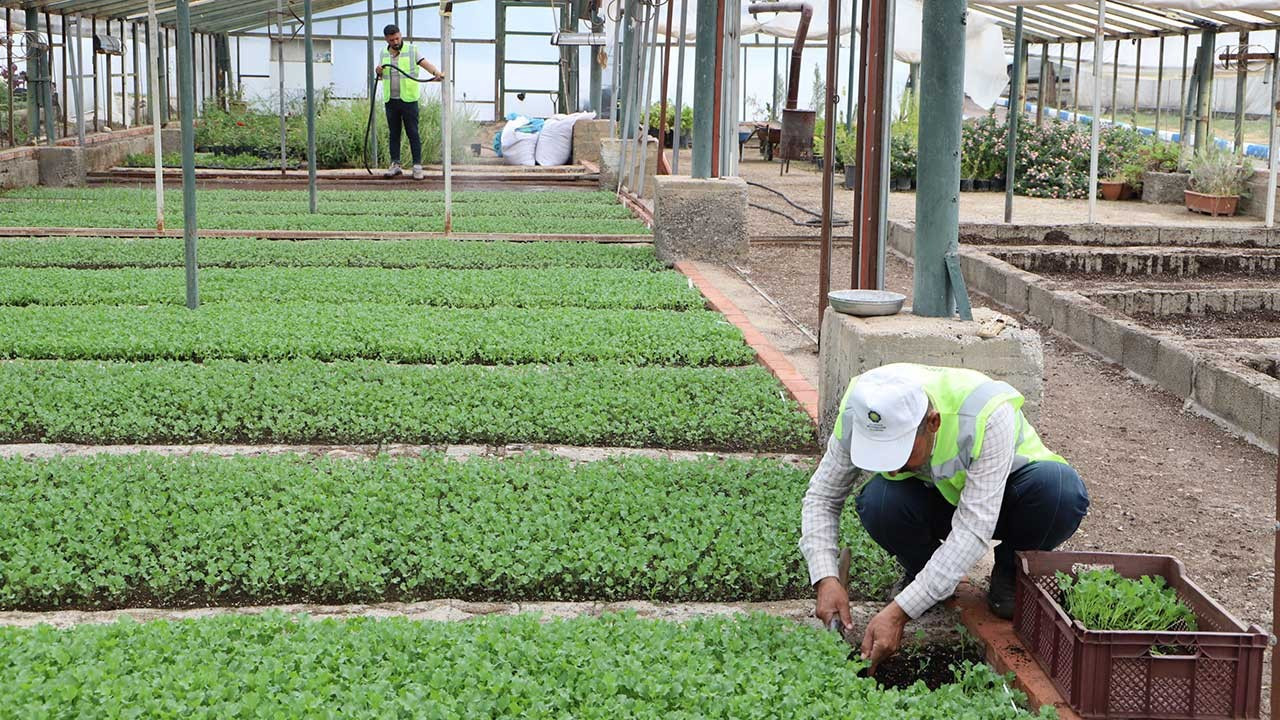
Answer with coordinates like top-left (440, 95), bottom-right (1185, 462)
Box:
top-left (616, 190), bottom-right (654, 229)
top-left (674, 261), bottom-right (818, 423)
top-left (951, 582), bottom-right (1080, 719)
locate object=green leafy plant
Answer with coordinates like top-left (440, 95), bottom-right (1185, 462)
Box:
top-left (1140, 139), bottom-right (1185, 174)
top-left (0, 359), bottom-right (816, 449)
top-left (0, 236), bottom-right (665, 271)
top-left (961, 111), bottom-right (1007, 181)
top-left (0, 612), bottom-right (1056, 718)
top-left (1056, 568), bottom-right (1198, 632)
top-left (0, 453), bottom-right (889, 607)
top-left (834, 125), bottom-right (857, 166)
top-left (890, 132), bottom-right (917, 180)
top-left (1188, 145), bottom-right (1254, 197)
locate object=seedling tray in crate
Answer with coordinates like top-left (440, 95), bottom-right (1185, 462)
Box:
top-left (1013, 551), bottom-right (1266, 719)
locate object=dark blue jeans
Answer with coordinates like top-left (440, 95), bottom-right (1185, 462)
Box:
top-left (385, 99), bottom-right (422, 165)
top-left (854, 461), bottom-right (1089, 580)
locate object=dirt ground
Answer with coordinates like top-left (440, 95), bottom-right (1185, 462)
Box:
top-left (1135, 309), bottom-right (1280, 340)
top-left (730, 159), bottom-right (1277, 713)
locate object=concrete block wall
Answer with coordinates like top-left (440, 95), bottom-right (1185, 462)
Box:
top-left (1090, 289), bottom-right (1280, 317)
top-left (599, 137), bottom-right (658, 196)
top-left (652, 176), bottom-right (748, 266)
top-left (571, 119), bottom-right (610, 166)
top-left (817, 307), bottom-right (1045, 441)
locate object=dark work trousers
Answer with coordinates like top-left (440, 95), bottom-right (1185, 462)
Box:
top-left (385, 99), bottom-right (422, 166)
top-left (854, 461), bottom-right (1089, 581)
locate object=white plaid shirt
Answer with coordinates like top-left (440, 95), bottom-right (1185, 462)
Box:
top-left (799, 404), bottom-right (1016, 619)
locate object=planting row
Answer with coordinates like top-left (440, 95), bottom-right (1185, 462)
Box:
top-left (0, 236), bottom-right (662, 271)
top-left (0, 266), bottom-right (701, 310)
top-left (0, 305), bottom-right (751, 366)
top-left (0, 454), bottom-right (890, 608)
top-left (1, 187), bottom-right (626, 206)
top-left (0, 613), bottom-right (1051, 719)
top-left (0, 360), bottom-right (815, 449)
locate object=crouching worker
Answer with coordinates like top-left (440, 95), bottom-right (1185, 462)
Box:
top-left (800, 363), bottom-right (1089, 674)
top-left (376, 23), bottom-right (444, 180)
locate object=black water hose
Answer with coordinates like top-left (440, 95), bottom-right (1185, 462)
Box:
top-left (746, 179), bottom-right (850, 227)
top-left (363, 62), bottom-right (441, 175)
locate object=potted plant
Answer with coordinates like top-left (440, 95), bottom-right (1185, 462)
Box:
top-left (889, 132), bottom-right (915, 191)
top-left (1139, 140), bottom-right (1189, 204)
top-left (836, 126), bottom-right (858, 189)
top-left (1099, 175), bottom-right (1130, 201)
top-left (1185, 146), bottom-right (1253, 216)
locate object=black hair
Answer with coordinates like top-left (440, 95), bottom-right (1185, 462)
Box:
top-left (383, 24), bottom-right (401, 36)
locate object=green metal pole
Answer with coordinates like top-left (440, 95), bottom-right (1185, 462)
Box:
top-left (24, 9), bottom-right (39, 141)
top-left (1234, 31), bottom-right (1248, 156)
top-left (691, 0), bottom-right (717, 179)
top-left (1178, 32), bottom-right (1190, 143)
top-left (366, 0), bottom-right (377, 168)
top-left (619, 0), bottom-right (636, 140)
top-left (914, 0), bottom-right (966, 318)
top-left (304, 0), bottom-right (317, 214)
top-left (1004, 7), bottom-right (1024, 224)
top-left (176, 0), bottom-right (198, 309)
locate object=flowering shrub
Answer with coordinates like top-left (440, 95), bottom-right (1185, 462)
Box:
top-left (1015, 119), bottom-right (1093, 198)
top-left (961, 111), bottom-right (1006, 180)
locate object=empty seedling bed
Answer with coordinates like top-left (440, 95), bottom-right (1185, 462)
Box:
top-left (1090, 290), bottom-right (1280, 340)
top-left (985, 246), bottom-right (1280, 281)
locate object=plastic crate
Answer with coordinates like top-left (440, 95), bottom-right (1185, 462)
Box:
top-left (1013, 551), bottom-right (1266, 719)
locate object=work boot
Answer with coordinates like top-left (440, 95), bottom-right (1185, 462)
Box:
top-left (412, 164), bottom-right (424, 180)
top-left (384, 162), bottom-right (403, 178)
top-left (987, 565), bottom-right (1017, 620)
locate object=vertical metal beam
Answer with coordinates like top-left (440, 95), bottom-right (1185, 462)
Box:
top-left (278, 3), bottom-right (287, 175)
top-left (24, 8), bottom-right (39, 141)
top-left (658, 0), bottom-right (674, 166)
top-left (710, 0), bottom-right (725, 174)
top-left (495, 2), bottom-right (505, 118)
top-left (304, 0), bottom-right (317, 214)
top-left (1088, 1), bottom-right (1104, 224)
top-left (1072, 39), bottom-right (1081, 121)
top-left (1235, 31), bottom-right (1249, 156)
top-left (845, 0), bottom-right (856, 132)
top-left (60, 12), bottom-right (68, 136)
top-left (160, 27), bottom-right (170, 123)
top-left (1266, 31), bottom-right (1279, 228)
top-left (5, 8), bottom-right (12, 147)
top-left (146, 1), bottom-right (163, 232)
top-left (1056, 42), bottom-right (1065, 120)
top-left (819, 0), bottom-right (838, 332)
top-left (1179, 31), bottom-right (1190, 142)
top-left (913, 0), bottom-right (965, 317)
top-left (106, 17), bottom-right (113, 129)
top-left (366, 0), bottom-right (377, 168)
top-left (609, 9), bottom-right (621, 135)
top-left (616, 0), bottom-right (643, 190)
top-left (1110, 36), bottom-right (1119, 125)
top-left (590, 11), bottom-right (604, 114)
top-left (41, 14), bottom-right (54, 142)
top-left (875, 0), bottom-right (895, 291)
top-left (773, 35), bottom-right (780, 124)
top-left (850, 0), bottom-right (872, 284)
top-left (1183, 36), bottom-right (1201, 153)
top-left (1004, 8), bottom-right (1023, 224)
top-left (691, 0), bottom-right (716, 178)
top-left (1194, 29), bottom-right (1216, 153)
top-left (634, 7), bottom-right (659, 195)
top-left (671, 0), bottom-right (689, 173)
top-left (75, 14), bottom-right (86, 146)
top-left (120, 20), bottom-right (128, 123)
top-left (132, 22), bottom-right (141, 127)
top-left (92, 16), bottom-right (99, 132)
top-left (1155, 35), bottom-right (1165, 134)
top-left (441, 0), bottom-right (453, 234)
top-left (175, 0), bottom-right (198, 310)
top-left (236, 35), bottom-right (242, 95)
top-left (853, 0), bottom-right (885, 292)
top-left (1036, 41), bottom-right (1047, 127)
top-left (1132, 38), bottom-right (1141, 126)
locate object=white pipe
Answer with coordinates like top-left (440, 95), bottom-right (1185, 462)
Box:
top-left (1267, 32), bottom-right (1279, 228)
top-left (634, 2), bottom-right (659, 197)
top-left (441, 1), bottom-right (453, 233)
top-left (147, 1), bottom-right (164, 231)
top-left (876, 0), bottom-right (896, 290)
top-left (1088, 1), bottom-right (1104, 224)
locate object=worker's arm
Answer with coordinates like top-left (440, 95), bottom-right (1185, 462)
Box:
top-left (895, 403), bottom-right (1016, 619)
top-left (418, 57), bottom-right (445, 81)
top-left (800, 433), bottom-right (860, 630)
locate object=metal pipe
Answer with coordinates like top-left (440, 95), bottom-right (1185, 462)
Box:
top-left (146, 2), bottom-right (163, 232)
top-left (845, 0), bottom-right (856, 132)
top-left (121, 20), bottom-right (128, 123)
top-left (819, 0), bottom-right (837, 332)
top-left (1110, 36), bottom-right (1119, 125)
top-left (132, 22), bottom-right (141, 127)
top-left (106, 17), bottom-right (113, 129)
top-left (1133, 37), bottom-right (1141, 126)
top-left (671, 0), bottom-right (689, 173)
top-left (441, 0), bottom-right (453, 233)
top-left (1037, 41), bottom-right (1047, 127)
top-left (914, 0), bottom-right (965, 317)
top-left (658, 0), bottom-right (674, 165)
top-left (1004, 7), bottom-right (1023, 224)
top-left (1073, 39), bottom-right (1081, 122)
top-left (366, 0), bottom-right (377, 168)
top-left (720, 5), bottom-right (740, 177)
top-left (616, 0), bottom-right (643, 191)
top-left (75, 14), bottom-right (86, 146)
top-left (875, 0), bottom-right (894, 291)
top-left (1235, 31), bottom-right (1249, 156)
top-left (42, 14), bottom-right (54, 143)
top-left (1088, 1), bottom-right (1105, 224)
top-left (1056, 42), bottom-right (1065, 120)
top-left (850, 0), bottom-right (872, 285)
top-left (633, 6), bottom-right (659, 196)
top-left (710, 0), bottom-right (725, 174)
top-left (304, 0), bottom-right (317, 214)
top-left (1266, 31), bottom-right (1279, 229)
top-left (589, 10), bottom-right (603, 114)
top-left (5, 8), bottom-right (11, 147)
top-left (24, 8), bottom-right (39, 141)
top-left (1155, 35), bottom-right (1164, 134)
top-left (609, 9), bottom-right (621, 135)
top-left (175, 0), bottom-right (198, 310)
top-left (1195, 29), bottom-right (1216, 152)
top-left (1179, 31), bottom-right (1190, 144)
top-left (691, 0), bottom-right (717, 178)
top-left (92, 16), bottom-right (99, 132)
top-left (747, 2), bottom-right (812, 111)
top-left (61, 12), bottom-right (68, 136)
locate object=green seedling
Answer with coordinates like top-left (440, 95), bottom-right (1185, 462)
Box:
top-left (1056, 568), bottom-right (1198, 632)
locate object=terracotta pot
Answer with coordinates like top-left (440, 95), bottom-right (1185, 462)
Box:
top-left (1100, 180), bottom-right (1127, 201)
top-left (1184, 189), bottom-right (1239, 217)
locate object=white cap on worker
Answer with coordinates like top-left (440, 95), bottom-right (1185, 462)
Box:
top-left (846, 366), bottom-right (929, 473)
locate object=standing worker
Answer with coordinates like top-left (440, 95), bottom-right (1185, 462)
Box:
top-left (376, 23), bottom-right (444, 180)
top-left (800, 363), bottom-right (1089, 674)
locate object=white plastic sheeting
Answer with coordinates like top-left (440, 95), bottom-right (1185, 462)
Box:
top-left (500, 116), bottom-right (538, 167)
top-left (977, 0), bottom-right (1280, 10)
top-left (657, 0), bottom-right (1010, 109)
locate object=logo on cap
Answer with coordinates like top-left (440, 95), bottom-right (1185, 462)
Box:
top-left (867, 410), bottom-right (882, 423)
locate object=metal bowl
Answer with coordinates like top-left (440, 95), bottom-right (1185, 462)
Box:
top-left (828, 289), bottom-right (906, 317)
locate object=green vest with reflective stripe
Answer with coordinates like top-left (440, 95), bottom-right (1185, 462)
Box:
top-left (382, 44), bottom-right (421, 103)
top-left (833, 364), bottom-right (1067, 506)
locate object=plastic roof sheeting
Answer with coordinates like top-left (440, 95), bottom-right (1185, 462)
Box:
top-left (969, 2), bottom-right (1280, 42)
top-left (7, 1), bottom-right (358, 34)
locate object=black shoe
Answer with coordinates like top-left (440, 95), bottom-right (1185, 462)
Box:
top-left (987, 567), bottom-right (1016, 620)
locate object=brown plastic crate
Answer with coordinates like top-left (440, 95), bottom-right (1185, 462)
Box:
top-left (1014, 551), bottom-right (1267, 719)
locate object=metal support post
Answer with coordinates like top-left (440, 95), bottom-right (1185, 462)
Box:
top-left (1267, 31), bottom-right (1279, 228)
top-left (618, 0), bottom-right (637, 140)
top-left (1037, 41), bottom-right (1048, 127)
top-left (75, 15), bottom-right (86, 145)
top-left (710, 0), bottom-right (725, 174)
top-left (634, 8), bottom-right (659, 195)
top-left (1004, 8), bottom-right (1023, 224)
top-left (92, 16), bottom-right (99, 132)
top-left (590, 12), bottom-right (604, 114)
top-left (875, 0), bottom-right (895, 290)
top-left (691, 0), bottom-right (717, 178)
top-left (658, 0), bottom-right (675, 168)
top-left (1056, 42), bottom-right (1065, 119)
top-left (1155, 35), bottom-right (1165, 134)
top-left (146, 2), bottom-right (164, 232)
top-left (616, 1), bottom-right (643, 191)
top-left (1133, 38), bottom-right (1141, 127)
top-left (41, 27), bottom-right (54, 143)
top-left (671, 0), bottom-right (690, 173)
top-left (1110, 37), bottom-right (1119, 125)
top-left (304, 0), bottom-right (317, 214)
top-left (1088, 1), bottom-right (1105, 224)
top-left (1179, 31), bottom-right (1190, 141)
top-left (913, 0), bottom-right (966, 317)
top-left (160, 27), bottom-right (170, 123)
top-left (24, 8), bottom-right (39, 141)
top-left (176, 0), bottom-right (198, 309)
top-left (846, 1), bottom-right (856, 132)
top-left (366, 0), bottom-right (377, 168)
top-left (106, 19), bottom-right (113, 129)
top-left (1235, 31), bottom-right (1249, 156)
top-left (5, 8), bottom-right (12, 147)
top-left (773, 35), bottom-right (780, 123)
top-left (1195, 29), bottom-right (1216, 153)
top-left (1072, 39), bottom-right (1081, 121)
top-left (609, 12), bottom-right (621, 134)
top-left (441, 1), bottom-right (453, 233)
top-left (1183, 39), bottom-right (1203, 154)
top-left (132, 23), bottom-right (141, 127)
top-left (819, 0), bottom-right (838, 333)
top-left (278, 3), bottom-right (288, 175)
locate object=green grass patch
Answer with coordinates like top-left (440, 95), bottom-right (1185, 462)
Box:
top-left (0, 267), bottom-right (700, 310)
top-left (0, 305), bottom-right (750, 366)
top-left (0, 237), bottom-right (662, 271)
top-left (0, 188), bottom-right (650, 235)
top-left (0, 453), bottom-right (890, 608)
top-left (0, 360), bottom-right (815, 449)
top-left (0, 613), bottom-right (1052, 718)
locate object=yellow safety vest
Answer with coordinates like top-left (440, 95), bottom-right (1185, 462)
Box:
top-left (833, 363), bottom-right (1068, 505)
top-left (381, 44), bottom-right (421, 103)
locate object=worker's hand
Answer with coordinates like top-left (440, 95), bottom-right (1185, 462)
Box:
top-left (375, 65), bottom-right (384, 79)
top-left (815, 576), bottom-right (853, 633)
top-left (860, 601), bottom-right (909, 675)
top-left (431, 72), bottom-right (446, 83)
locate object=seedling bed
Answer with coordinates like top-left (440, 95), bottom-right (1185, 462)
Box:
top-left (986, 247), bottom-right (1280, 279)
top-left (1131, 309), bottom-right (1280, 340)
top-left (1014, 551), bottom-right (1266, 719)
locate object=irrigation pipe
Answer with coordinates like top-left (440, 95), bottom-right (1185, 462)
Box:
top-left (747, 180), bottom-right (849, 227)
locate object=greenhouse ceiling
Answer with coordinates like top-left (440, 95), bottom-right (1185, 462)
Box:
top-left (969, 2), bottom-right (1280, 42)
top-left (4, 0), bottom-right (371, 33)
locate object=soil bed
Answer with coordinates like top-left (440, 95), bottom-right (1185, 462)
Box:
top-left (1133, 308), bottom-right (1280, 339)
top-left (871, 644), bottom-right (987, 691)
